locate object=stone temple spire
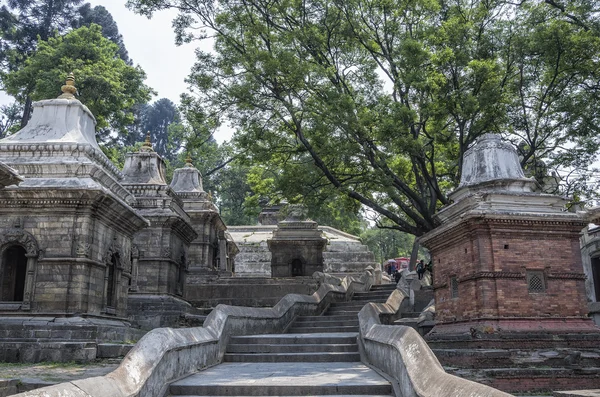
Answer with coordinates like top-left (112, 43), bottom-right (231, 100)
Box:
top-left (121, 133), bottom-right (167, 185)
top-left (170, 154), bottom-right (205, 195)
top-left (451, 133), bottom-right (537, 202)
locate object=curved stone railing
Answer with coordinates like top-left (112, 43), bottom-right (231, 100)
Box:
top-left (359, 286), bottom-right (514, 397)
top-left (16, 270), bottom-right (374, 397)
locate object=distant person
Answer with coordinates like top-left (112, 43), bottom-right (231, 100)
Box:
top-left (416, 259), bottom-right (425, 280)
top-left (394, 270), bottom-right (401, 284)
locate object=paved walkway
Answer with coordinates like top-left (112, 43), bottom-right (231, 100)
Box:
top-left (169, 362), bottom-right (392, 396)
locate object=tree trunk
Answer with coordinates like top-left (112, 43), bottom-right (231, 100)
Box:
top-left (20, 97), bottom-right (33, 129)
top-left (409, 237), bottom-right (420, 271)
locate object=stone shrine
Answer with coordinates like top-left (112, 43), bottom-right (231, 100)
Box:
top-left (169, 157), bottom-right (236, 277)
top-left (420, 134), bottom-right (597, 339)
top-left (268, 205), bottom-right (327, 277)
top-left (0, 76), bottom-right (148, 361)
top-left (121, 138), bottom-right (198, 329)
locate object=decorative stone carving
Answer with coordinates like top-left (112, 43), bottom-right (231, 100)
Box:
top-left (76, 240), bottom-right (91, 258)
top-left (0, 229), bottom-right (39, 256)
top-left (0, 161), bottom-right (23, 188)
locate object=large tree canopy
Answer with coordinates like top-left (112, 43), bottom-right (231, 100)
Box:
top-left (128, 0), bottom-right (600, 236)
top-left (3, 24), bottom-right (154, 135)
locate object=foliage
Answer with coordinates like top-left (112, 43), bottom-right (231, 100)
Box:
top-left (0, 0), bottom-right (83, 60)
top-left (360, 227), bottom-right (416, 264)
top-left (143, 98), bottom-right (182, 160)
top-left (245, 164), bottom-right (366, 234)
top-left (2, 24), bottom-right (154, 136)
top-left (72, 3), bottom-right (131, 63)
top-left (127, 0), bottom-right (600, 235)
top-left (0, 0), bottom-right (86, 126)
top-left (0, 102), bottom-right (22, 138)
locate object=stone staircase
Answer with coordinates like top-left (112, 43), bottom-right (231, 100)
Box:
top-left (167, 283), bottom-right (398, 396)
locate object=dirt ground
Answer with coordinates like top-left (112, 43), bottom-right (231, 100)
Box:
top-left (0, 360), bottom-right (119, 390)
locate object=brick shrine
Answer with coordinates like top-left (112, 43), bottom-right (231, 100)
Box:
top-left (420, 134), bottom-right (599, 339)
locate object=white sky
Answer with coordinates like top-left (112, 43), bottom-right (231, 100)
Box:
top-left (0, 0), bottom-right (234, 142)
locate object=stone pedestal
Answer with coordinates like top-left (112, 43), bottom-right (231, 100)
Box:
top-left (268, 219), bottom-right (326, 277)
top-left (421, 134), bottom-right (599, 341)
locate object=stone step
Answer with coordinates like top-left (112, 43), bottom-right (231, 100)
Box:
top-left (445, 366), bottom-right (600, 394)
top-left (400, 312), bottom-right (420, 319)
top-left (173, 395), bottom-right (393, 397)
top-left (369, 284), bottom-right (397, 290)
top-left (227, 343), bottom-right (358, 353)
top-left (288, 326), bottom-right (359, 333)
top-left (324, 309), bottom-right (361, 316)
top-left (329, 302), bottom-right (367, 309)
top-left (352, 290), bottom-right (393, 298)
top-left (291, 319), bottom-right (358, 327)
top-left (229, 333), bottom-right (358, 345)
top-left (169, 362), bottom-right (392, 396)
top-left (350, 296), bottom-right (388, 302)
top-left (294, 315), bottom-right (357, 322)
top-left (223, 352), bottom-right (361, 362)
top-left (434, 348), bottom-right (600, 369)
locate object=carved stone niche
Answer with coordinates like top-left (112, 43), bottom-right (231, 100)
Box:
top-left (267, 217), bottom-right (326, 278)
top-left (0, 229), bottom-right (39, 311)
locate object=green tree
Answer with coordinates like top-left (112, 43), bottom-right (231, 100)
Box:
top-left (72, 3), bottom-right (131, 64)
top-left (0, 102), bottom-right (22, 138)
top-left (142, 98), bottom-right (182, 160)
top-left (0, 0), bottom-right (84, 125)
top-left (3, 24), bottom-right (154, 137)
top-left (360, 227), bottom-right (416, 264)
top-left (128, 0), bottom-right (600, 235)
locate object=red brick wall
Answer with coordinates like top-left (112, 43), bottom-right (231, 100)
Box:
top-left (428, 218), bottom-right (589, 327)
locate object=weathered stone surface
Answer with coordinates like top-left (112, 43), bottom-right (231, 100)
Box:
top-left (0, 161), bottom-right (22, 188)
top-left (578, 225), bottom-right (600, 325)
top-left (459, 133), bottom-right (531, 189)
top-left (357, 286), bottom-right (513, 397)
top-left (121, 147), bottom-right (198, 328)
top-left (169, 161), bottom-right (237, 279)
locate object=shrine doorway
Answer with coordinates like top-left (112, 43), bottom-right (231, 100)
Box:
top-left (1, 245), bottom-right (27, 301)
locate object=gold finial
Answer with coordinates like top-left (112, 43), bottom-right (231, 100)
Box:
top-left (185, 153), bottom-right (193, 167)
top-left (58, 72), bottom-right (77, 99)
top-left (141, 132), bottom-right (153, 152)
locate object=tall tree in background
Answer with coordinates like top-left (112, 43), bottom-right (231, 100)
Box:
top-left (0, 0), bottom-right (84, 125)
top-left (3, 24), bottom-right (153, 136)
top-left (72, 3), bottom-right (131, 64)
top-left (128, 0), bottom-right (600, 237)
top-left (142, 98), bottom-right (182, 160)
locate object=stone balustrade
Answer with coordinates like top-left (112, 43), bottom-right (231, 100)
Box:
top-left (14, 270), bottom-right (373, 397)
top-left (357, 286), bottom-right (513, 397)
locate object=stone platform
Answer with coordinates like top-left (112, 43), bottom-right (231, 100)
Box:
top-left (0, 316), bottom-right (144, 363)
top-left (184, 276), bottom-right (319, 308)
